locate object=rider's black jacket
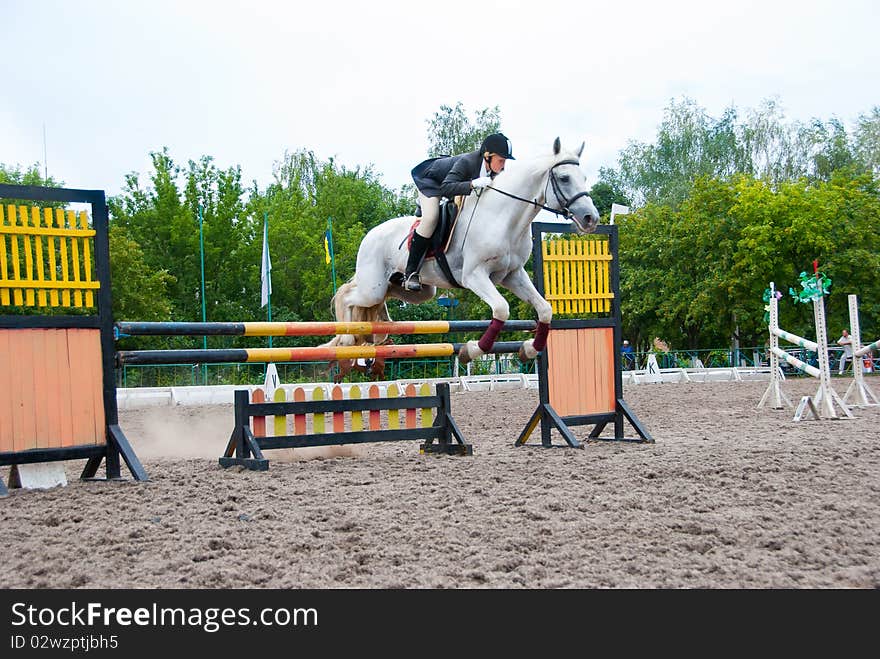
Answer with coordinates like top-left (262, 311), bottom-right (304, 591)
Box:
top-left (411, 150), bottom-right (485, 199)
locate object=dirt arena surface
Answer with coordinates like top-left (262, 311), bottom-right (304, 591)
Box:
top-left (2, 378), bottom-right (878, 589)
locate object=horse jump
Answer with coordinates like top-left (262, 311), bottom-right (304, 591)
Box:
top-left (116, 225), bottom-right (652, 465)
top-left (843, 294), bottom-right (879, 407)
top-left (221, 381), bottom-right (471, 470)
top-left (758, 281), bottom-right (853, 420)
top-left (0, 185), bottom-right (147, 497)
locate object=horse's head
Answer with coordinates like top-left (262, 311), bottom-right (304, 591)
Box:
top-left (545, 137), bottom-right (600, 234)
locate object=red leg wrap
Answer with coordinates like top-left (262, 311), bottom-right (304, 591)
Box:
top-left (477, 318), bottom-right (505, 353)
top-left (532, 321), bottom-right (551, 352)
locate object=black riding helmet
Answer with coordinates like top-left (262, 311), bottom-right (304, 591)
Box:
top-left (480, 133), bottom-right (515, 160)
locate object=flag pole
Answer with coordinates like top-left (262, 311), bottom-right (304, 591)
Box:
top-left (263, 212), bottom-right (272, 349)
top-left (327, 216), bottom-right (337, 294)
top-left (198, 205), bottom-right (208, 385)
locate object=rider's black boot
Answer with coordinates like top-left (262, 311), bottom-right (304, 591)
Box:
top-left (404, 233), bottom-right (431, 291)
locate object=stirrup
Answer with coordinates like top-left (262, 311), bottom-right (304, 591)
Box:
top-left (404, 272), bottom-right (422, 291)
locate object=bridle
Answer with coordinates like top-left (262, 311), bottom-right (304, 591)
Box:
top-left (481, 159), bottom-right (591, 221)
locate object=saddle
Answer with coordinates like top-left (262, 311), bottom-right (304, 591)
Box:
top-left (403, 197), bottom-right (463, 288)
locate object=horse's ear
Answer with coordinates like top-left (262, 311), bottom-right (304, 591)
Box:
top-left (576, 142), bottom-right (584, 158)
top-left (553, 137), bottom-right (561, 155)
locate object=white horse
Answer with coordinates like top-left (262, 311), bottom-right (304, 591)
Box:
top-left (326, 137), bottom-right (601, 364)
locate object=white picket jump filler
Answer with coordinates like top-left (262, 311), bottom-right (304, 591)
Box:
top-left (843, 294), bottom-right (879, 407)
top-left (757, 281), bottom-right (853, 421)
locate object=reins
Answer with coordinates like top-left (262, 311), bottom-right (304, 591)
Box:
top-left (480, 159), bottom-right (590, 221)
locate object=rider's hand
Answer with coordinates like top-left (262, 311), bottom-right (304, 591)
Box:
top-left (471, 176), bottom-right (492, 190)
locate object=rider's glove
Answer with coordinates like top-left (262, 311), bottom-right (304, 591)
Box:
top-left (471, 176), bottom-right (492, 190)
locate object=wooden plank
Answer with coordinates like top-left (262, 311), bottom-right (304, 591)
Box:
top-left (350, 385), bottom-right (363, 431)
top-left (404, 383), bottom-right (416, 428)
top-left (368, 385), bottom-right (380, 430)
top-left (602, 328), bottom-right (616, 410)
top-left (419, 383), bottom-right (433, 428)
top-left (66, 329), bottom-right (102, 445)
top-left (251, 388), bottom-right (266, 437)
top-left (68, 211), bottom-right (82, 307)
top-left (43, 329), bottom-right (63, 448)
top-left (9, 330), bottom-right (37, 450)
top-left (55, 329), bottom-right (76, 447)
top-left (20, 207), bottom-right (35, 306)
top-left (387, 384), bottom-right (399, 429)
top-left (312, 387), bottom-right (325, 434)
top-left (0, 330), bottom-right (13, 451)
top-left (84, 329), bottom-right (106, 445)
top-left (57, 209), bottom-right (70, 307)
top-left (332, 385), bottom-right (345, 433)
top-left (591, 240), bottom-right (600, 313)
top-left (547, 330), bottom-right (574, 416)
top-left (0, 205), bottom-right (9, 305)
top-left (577, 239), bottom-right (586, 315)
top-left (10, 206), bottom-right (23, 306)
top-left (601, 239), bottom-right (611, 313)
top-left (79, 211), bottom-right (94, 307)
top-left (563, 241), bottom-right (572, 315)
top-left (31, 207), bottom-right (47, 307)
top-left (44, 208), bottom-right (59, 306)
top-left (273, 388), bottom-right (287, 436)
top-left (32, 328), bottom-right (51, 448)
top-left (542, 240), bottom-right (553, 314)
top-left (292, 387), bottom-right (306, 435)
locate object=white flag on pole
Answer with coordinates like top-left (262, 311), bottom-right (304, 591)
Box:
top-left (610, 203), bottom-right (630, 225)
top-left (260, 216), bottom-right (272, 307)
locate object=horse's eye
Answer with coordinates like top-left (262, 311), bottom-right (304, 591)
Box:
top-left (559, 175), bottom-right (570, 183)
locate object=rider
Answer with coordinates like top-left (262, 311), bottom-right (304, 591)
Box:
top-left (404, 132), bottom-right (515, 291)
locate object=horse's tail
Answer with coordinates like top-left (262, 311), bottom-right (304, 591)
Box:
top-left (319, 280), bottom-right (355, 348)
top-left (320, 279), bottom-right (391, 347)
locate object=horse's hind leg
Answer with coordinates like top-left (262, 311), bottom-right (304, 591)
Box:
top-left (501, 267), bottom-right (553, 360)
top-left (457, 268), bottom-right (511, 365)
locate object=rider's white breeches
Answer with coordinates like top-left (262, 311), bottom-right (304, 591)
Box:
top-left (415, 193), bottom-right (440, 238)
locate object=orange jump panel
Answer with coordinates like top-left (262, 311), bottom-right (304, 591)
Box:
top-left (0, 328), bottom-right (105, 452)
top-left (546, 327), bottom-right (615, 417)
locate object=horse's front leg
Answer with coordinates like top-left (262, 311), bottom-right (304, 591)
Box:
top-left (458, 268), bottom-right (511, 365)
top-left (501, 267), bottom-right (552, 361)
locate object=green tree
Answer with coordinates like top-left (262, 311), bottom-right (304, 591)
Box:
top-left (0, 163), bottom-right (62, 187)
top-left (425, 102), bottom-right (501, 157)
top-left (853, 106), bottom-right (880, 175)
top-left (618, 173), bottom-right (880, 350)
top-left (109, 225), bottom-right (175, 350)
top-left (589, 170), bottom-right (631, 219)
top-left (609, 97), bottom-right (865, 207)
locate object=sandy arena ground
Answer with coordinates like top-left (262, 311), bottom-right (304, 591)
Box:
top-left (1, 377), bottom-right (878, 589)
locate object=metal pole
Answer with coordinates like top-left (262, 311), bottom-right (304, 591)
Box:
top-left (265, 212), bottom-right (272, 349)
top-left (198, 205), bottom-right (208, 385)
top-left (328, 216), bottom-right (337, 294)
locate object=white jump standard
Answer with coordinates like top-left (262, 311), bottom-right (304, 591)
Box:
top-left (843, 294), bottom-right (879, 407)
top-left (757, 280), bottom-right (853, 421)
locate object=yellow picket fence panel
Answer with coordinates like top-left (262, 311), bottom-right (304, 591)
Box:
top-left (542, 236), bottom-right (613, 315)
top-left (0, 204), bottom-right (98, 308)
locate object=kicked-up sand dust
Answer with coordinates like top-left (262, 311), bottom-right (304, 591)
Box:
top-left (1, 378), bottom-right (878, 589)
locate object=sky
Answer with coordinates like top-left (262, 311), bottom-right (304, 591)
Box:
top-left (2, 0), bottom-right (878, 200)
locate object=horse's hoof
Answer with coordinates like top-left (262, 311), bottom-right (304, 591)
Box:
top-left (519, 341), bottom-right (540, 362)
top-left (457, 345), bottom-right (471, 365)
